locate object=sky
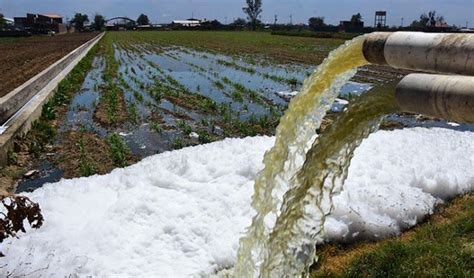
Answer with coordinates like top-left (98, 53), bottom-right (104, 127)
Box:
top-left (0, 0), bottom-right (473, 27)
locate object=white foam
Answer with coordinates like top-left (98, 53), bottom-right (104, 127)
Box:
top-left (1, 128), bottom-right (472, 277)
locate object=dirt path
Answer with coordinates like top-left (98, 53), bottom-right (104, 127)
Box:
top-left (0, 33), bottom-right (98, 97)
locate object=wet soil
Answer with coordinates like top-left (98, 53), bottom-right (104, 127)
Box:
top-left (93, 87), bottom-right (130, 127)
top-left (55, 131), bottom-right (137, 179)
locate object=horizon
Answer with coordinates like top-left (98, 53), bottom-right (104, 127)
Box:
top-left (0, 0), bottom-right (473, 28)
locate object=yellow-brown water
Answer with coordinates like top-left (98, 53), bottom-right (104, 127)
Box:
top-left (234, 36), bottom-right (398, 276)
top-left (261, 84), bottom-right (398, 276)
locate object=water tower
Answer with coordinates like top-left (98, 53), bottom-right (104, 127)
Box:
top-left (374, 11), bottom-right (387, 29)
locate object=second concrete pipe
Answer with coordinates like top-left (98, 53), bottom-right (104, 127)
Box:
top-left (396, 74), bottom-right (474, 124)
top-left (363, 32), bottom-right (474, 124)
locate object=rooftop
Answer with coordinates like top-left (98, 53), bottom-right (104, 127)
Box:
top-left (40, 13), bottom-right (63, 19)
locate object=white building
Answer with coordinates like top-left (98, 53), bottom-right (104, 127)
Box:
top-left (172, 20), bottom-right (201, 27)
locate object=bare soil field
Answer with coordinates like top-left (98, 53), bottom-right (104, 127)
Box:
top-left (0, 33), bottom-right (98, 97)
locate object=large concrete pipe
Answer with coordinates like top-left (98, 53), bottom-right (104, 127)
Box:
top-left (396, 74), bottom-right (474, 124)
top-left (363, 32), bottom-right (474, 75)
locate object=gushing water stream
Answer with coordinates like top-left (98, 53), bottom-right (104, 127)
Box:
top-left (234, 36), bottom-right (399, 276)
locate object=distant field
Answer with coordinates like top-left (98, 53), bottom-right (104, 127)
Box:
top-left (107, 31), bottom-right (345, 65)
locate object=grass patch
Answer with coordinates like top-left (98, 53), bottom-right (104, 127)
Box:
top-left (311, 193), bottom-right (474, 277)
top-left (107, 133), bottom-right (130, 167)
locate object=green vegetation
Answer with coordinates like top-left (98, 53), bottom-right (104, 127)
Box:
top-left (173, 138), bottom-right (184, 149)
top-left (137, 14), bottom-right (150, 26)
top-left (0, 13), bottom-right (5, 28)
top-left (223, 78), bottom-right (264, 104)
top-left (216, 58), bottom-right (300, 86)
top-left (76, 128), bottom-right (97, 177)
top-left (128, 102), bottom-right (140, 124)
top-left (232, 91), bottom-right (244, 102)
top-left (0, 37), bottom-right (25, 43)
top-left (107, 133), bottom-right (130, 167)
top-left (26, 121), bottom-right (56, 157)
top-left (105, 31), bottom-right (344, 65)
top-left (177, 120), bottom-right (193, 135)
top-left (272, 30), bottom-right (361, 40)
top-left (92, 14), bottom-right (106, 31)
top-left (95, 35), bottom-right (128, 126)
top-left (410, 10), bottom-right (446, 29)
top-left (150, 122), bottom-right (163, 134)
top-left (217, 59), bottom-right (256, 74)
top-left (197, 130), bottom-right (213, 144)
top-left (243, 0), bottom-right (263, 31)
top-left (312, 194), bottom-right (474, 277)
top-left (24, 43), bottom-right (100, 157)
top-left (71, 13), bottom-right (89, 32)
top-left (308, 17), bottom-right (326, 30)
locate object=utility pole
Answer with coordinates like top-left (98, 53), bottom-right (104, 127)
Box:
top-left (225, 17), bottom-right (227, 25)
top-left (466, 21), bottom-right (469, 28)
top-left (401, 17), bottom-right (404, 28)
top-left (289, 14), bottom-right (292, 25)
top-left (274, 14), bottom-right (278, 25)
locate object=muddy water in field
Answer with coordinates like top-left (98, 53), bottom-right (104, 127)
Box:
top-left (16, 45), bottom-right (374, 192)
top-left (61, 57), bottom-right (107, 136)
top-left (111, 46), bottom-right (373, 156)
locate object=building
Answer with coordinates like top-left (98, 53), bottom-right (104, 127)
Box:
top-left (14, 13), bottom-right (67, 34)
top-left (4, 17), bottom-right (14, 25)
top-left (172, 18), bottom-right (203, 27)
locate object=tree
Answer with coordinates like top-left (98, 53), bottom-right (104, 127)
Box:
top-left (137, 14), bottom-right (150, 26)
top-left (410, 10), bottom-right (445, 28)
top-left (350, 13), bottom-right (363, 24)
top-left (71, 13), bottom-right (89, 31)
top-left (243, 0), bottom-right (262, 30)
top-left (202, 20), bottom-right (222, 29)
top-left (92, 14), bottom-right (105, 31)
top-left (308, 17), bottom-right (325, 30)
top-left (0, 13), bottom-right (5, 28)
top-left (231, 17), bottom-right (247, 27)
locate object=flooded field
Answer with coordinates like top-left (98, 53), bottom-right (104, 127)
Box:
top-left (64, 43), bottom-right (374, 157)
top-left (5, 31), bottom-right (471, 192)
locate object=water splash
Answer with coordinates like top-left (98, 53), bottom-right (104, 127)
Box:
top-left (235, 35), bottom-right (370, 276)
top-left (260, 83), bottom-right (398, 276)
